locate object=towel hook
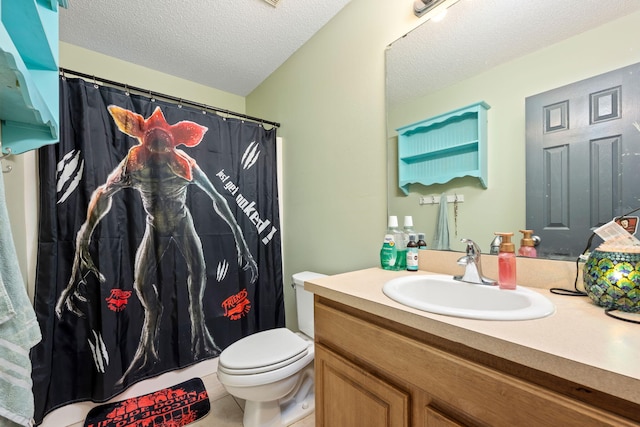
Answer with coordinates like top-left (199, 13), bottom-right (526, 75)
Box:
top-left (0, 147), bottom-right (12, 160)
top-left (1, 147), bottom-right (12, 173)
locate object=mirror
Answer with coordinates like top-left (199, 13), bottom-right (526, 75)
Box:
top-left (386, 0), bottom-right (640, 259)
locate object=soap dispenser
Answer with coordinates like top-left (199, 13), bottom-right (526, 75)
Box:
top-left (495, 232), bottom-right (516, 290)
top-left (518, 229), bottom-right (537, 258)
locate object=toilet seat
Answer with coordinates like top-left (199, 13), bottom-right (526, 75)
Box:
top-left (219, 328), bottom-right (311, 373)
top-left (217, 328), bottom-right (314, 388)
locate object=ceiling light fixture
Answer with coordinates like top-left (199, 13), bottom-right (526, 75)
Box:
top-left (413, 0), bottom-right (447, 18)
top-left (262, 0), bottom-right (280, 6)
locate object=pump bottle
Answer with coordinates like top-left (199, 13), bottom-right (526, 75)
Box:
top-left (518, 229), bottom-right (537, 258)
top-left (495, 232), bottom-right (516, 290)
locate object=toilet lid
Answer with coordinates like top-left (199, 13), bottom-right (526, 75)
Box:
top-left (219, 328), bottom-right (310, 374)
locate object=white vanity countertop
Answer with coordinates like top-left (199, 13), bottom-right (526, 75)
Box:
top-left (305, 267), bottom-right (640, 406)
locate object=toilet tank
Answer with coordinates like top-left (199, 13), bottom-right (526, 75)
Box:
top-left (292, 271), bottom-right (326, 338)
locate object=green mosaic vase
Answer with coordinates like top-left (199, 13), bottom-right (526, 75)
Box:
top-left (583, 250), bottom-right (640, 313)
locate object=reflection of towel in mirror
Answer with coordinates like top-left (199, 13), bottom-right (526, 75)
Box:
top-left (432, 193), bottom-right (450, 250)
top-left (0, 174), bottom-right (42, 427)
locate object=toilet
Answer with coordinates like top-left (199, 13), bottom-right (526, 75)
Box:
top-left (217, 271), bottom-right (326, 427)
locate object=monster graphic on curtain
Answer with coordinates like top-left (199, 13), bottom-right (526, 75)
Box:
top-left (56, 105), bottom-right (258, 383)
top-left (31, 77), bottom-right (284, 424)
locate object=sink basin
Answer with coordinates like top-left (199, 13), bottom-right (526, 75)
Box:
top-left (382, 274), bottom-right (555, 320)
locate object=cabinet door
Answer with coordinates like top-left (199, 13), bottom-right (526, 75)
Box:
top-left (315, 344), bottom-right (410, 427)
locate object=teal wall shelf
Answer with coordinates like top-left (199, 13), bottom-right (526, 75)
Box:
top-left (396, 102), bottom-right (490, 195)
top-left (0, 0), bottom-right (65, 155)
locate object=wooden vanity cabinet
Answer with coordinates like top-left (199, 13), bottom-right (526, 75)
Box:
top-left (313, 297), bottom-right (640, 427)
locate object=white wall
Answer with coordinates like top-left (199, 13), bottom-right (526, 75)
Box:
top-left (246, 0), bottom-right (419, 328)
top-left (3, 150), bottom-right (39, 298)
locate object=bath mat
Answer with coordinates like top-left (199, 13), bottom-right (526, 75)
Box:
top-left (84, 377), bottom-right (210, 427)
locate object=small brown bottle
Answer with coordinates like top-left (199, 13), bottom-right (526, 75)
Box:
top-left (417, 233), bottom-right (427, 249)
top-left (406, 234), bottom-right (419, 271)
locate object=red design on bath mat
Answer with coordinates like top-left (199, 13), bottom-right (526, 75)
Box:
top-left (84, 378), bottom-right (209, 427)
top-left (222, 288), bottom-right (251, 320)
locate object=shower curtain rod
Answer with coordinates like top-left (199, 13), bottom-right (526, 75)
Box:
top-left (59, 68), bottom-right (281, 128)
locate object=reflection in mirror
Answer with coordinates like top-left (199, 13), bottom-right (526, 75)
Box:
top-left (386, 0), bottom-right (640, 260)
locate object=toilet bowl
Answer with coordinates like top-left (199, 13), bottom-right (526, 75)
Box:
top-left (217, 271), bottom-right (326, 427)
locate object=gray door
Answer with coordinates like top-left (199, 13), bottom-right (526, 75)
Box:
top-left (526, 62), bottom-right (640, 260)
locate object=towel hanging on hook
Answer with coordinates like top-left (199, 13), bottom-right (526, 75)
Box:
top-left (432, 192), bottom-right (450, 250)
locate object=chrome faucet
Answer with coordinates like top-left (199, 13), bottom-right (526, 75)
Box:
top-left (454, 239), bottom-right (496, 286)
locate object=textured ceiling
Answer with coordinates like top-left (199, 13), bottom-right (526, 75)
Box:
top-left (387, 0), bottom-right (640, 107)
top-left (59, 0), bottom-right (352, 96)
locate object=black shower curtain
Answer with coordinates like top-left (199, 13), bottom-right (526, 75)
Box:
top-left (30, 77), bottom-right (284, 424)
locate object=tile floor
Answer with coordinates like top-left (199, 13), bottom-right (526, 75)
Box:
top-left (193, 394), bottom-right (315, 426)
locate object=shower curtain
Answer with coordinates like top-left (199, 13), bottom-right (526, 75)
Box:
top-left (30, 77), bottom-right (284, 424)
